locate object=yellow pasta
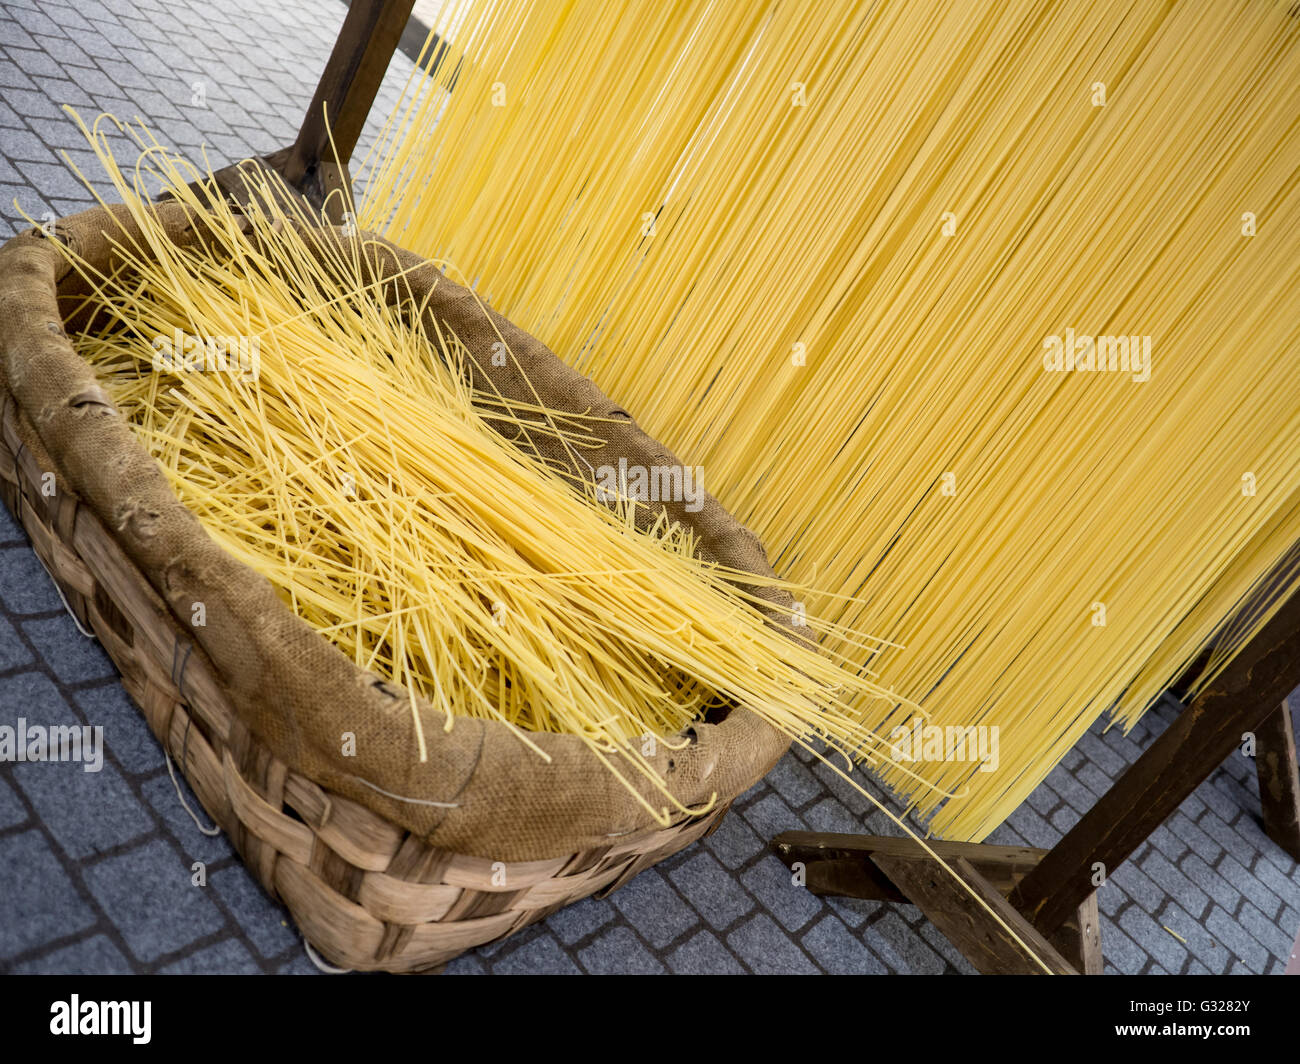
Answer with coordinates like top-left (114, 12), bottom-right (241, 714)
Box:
top-left (56, 114), bottom-right (935, 823)
top-left (359, 0), bottom-right (1300, 839)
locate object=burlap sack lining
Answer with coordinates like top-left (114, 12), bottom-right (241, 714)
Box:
top-left (0, 202), bottom-right (793, 861)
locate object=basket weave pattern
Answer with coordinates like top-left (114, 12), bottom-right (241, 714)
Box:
top-left (1, 393), bottom-right (728, 970)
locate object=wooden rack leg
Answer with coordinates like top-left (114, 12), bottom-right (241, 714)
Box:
top-left (282, 0), bottom-right (416, 214)
top-left (772, 833), bottom-right (1099, 974)
top-left (168, 0), bottom-right (416, 218)
top-left (1256, 698), bottom-right (1300, 861)
top-left (1009, 588), bottom-right (1300, 937)
top-left (774, 587), bottom-right (1300, 974)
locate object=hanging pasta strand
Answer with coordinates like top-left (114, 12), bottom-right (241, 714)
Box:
top-left (358, 0), bottom-right (1300, 840)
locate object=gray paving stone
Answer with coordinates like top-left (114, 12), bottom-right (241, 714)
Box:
top-left (1197, 808), bottom-right (1264, 867)
top-left (738, 790), bottom-right (800, 839)
top-left (209, 865), bottom-right (296, 959)
top-left (4, 6), bottom-right (59, 37)
top-left (1026, 780), bottom-right (1058, 815)
top-left (1076, 732), bottom-right (1127, 777)
top-left (1168, 811), bottom-right (1222, 863)
top-left (1198, 778), bottom-right (1247, 824)
top-left (765, 754), bottom-right (824, 808)
top-left (277, 950), bottom-right (319, 976)
top-left (1213, 852), bottom-right (1282, 920)
top-left (46, 6), bottom-right (94, 35)
top-left (1050, 805), bottom-right (1080, 833)
top-left (1235, 899), bottom-right (1295, 960)
top-left (1100, 726), bottom-right (1148, 766)
top-left (117, 85), bottom-right (182, 121)
top-left (0, 122), bottom-right (53, 159)
top-left (918, 920), bottom-right (979, 973)
top-left (0, 828), bottom-right (95, 959)
top-left (0, 613), bottom-right (34, 671)
top-left (800, 914), bottom-right (887, 974)
top-left (1101, 920), bottom-right (1147, 975)
top-left (866, 910), bottom-right (948, 974)
top-left (0, 15), bottom-right (40, 51)
top-left (22, 614), bottom-right (114, 684)
top-left (1074, 761), bottom-right (1113, 800)
top-left (0, 546), bottom-right (63, 613)
top-left (544, 893), bottom-right (613, 947)
top-left (1179, 852), bottom-right (1243, 914)
top-left (1250, 860), bottom-right (1300, 915)
top-left (0, 86), bottom-right (63, 126)
top-left (158, 937), bottom-right (260, 974)
top-left (727, 913), bottom-right (817, 974)
top-left (983, 821), bottom-right (1029, 847)
top-left (81, 837), bottom-right (226, 963)
top-left (1146, 823), bottom-right (1189, 863)
top-left (0, 774), bottom-right (27, 829)
top-left (1117, 905), bottom-right (1187, 973)
top-left (1206, 905), bottom-right (1269, 974)
top-left (0, 503), bottom-right (22, 544)
top-left (1096, 880), bottom-right (1126, 917)
top-left (0, 184), bottom-right (51, 230)
top-left (802, 795), bottom-right (865, 834)
top-left (81, 16), bottom-right (142, 50)
top-left (1231, 813), bottom-right (1300, 878)
top-left (740, 853), bottom-right (824, 932)
top-left (1279, 905), bottom-right (1300, 944)
top-left (1045, 764), bottom-right (1097, 815)
top-left (30, 33), bottom-right (95, 68)
top-left (0, 59), bottom-right (37, 90)
top-left (1212, 776), bottom-right (1261, 825)
top-left (667, 850), bottom-right (755, 930)
top-left (578, 926), bottom-right (663, 975)
top-left (1004, 802), bottom-right (1058, 848)
top-left (12, 932), bottom-right (132, 973)
top-left (1178, 791), bottom-right (1206, 820)
top-left (493, 931), bottom-right (582, 975)
top-left (72, 682), bottom-right (163, 775)
top-left (701, 807), bottom-right (764, 868)
top-left (1141, 850), bottom-right (1209, 918)
top-left (1157, 899), bottom-right (1229, 972)
top-left (17, 154), bottom-right (97, 198)
top-left (665, 928), bottom-right (746, 974)
top-left (0, 669), bottom-right (73, 720)
top-left (12, 756), bottom-right (151, 860)
top-left (442, 952), bottom-right (486, 975)
top-left (808, 758), bottom-right (877, 816)
top-left (608, 867), bottom-right (698, 949)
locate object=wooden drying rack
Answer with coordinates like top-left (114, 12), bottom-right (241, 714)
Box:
top-left (207, 0), bottom-right (1300, 975)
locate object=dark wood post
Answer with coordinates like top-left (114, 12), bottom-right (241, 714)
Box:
top-left (283, 0), bottom-right (416, 213)
top-left (1009, 589), bottom-right (1300, 936)
top-left (1256, 698), bottom-right (1300, 861)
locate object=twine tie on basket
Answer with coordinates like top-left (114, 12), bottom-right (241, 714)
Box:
top-left (350, 775), bottom-right (460, 809)
top-left (164, 645), bottom-right (220, 836)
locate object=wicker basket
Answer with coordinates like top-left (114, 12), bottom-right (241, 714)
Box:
top-left (0, 203), bottom-right (792, 972)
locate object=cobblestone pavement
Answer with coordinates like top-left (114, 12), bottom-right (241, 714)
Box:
top-left (2, 0), bottom-right (1298, 975)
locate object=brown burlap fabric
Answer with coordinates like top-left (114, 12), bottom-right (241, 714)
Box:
top-left (0, 202), bottom-right (793, 861)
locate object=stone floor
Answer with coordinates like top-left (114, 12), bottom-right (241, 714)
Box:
top-left (1, 0), bottom-right (1298, 975)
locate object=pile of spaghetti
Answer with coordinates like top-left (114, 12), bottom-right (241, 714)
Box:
top-left (56, 117), bottom-right (922, 820)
